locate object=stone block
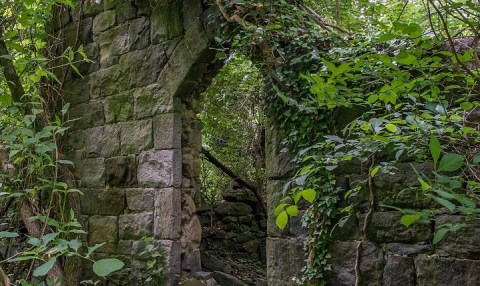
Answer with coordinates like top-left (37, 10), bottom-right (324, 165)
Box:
top-left (153, 113), bottom-right (182, 149)
top-left (325, 241), bottom-right (356, 286)
top-left (93, 10), bottom-right (116, 34)
top-left (63, 76), bottom-right (90, 105)
top-left (64, 129), bottom-right (85, 151)
top-left (201, 252), bottom-right (231, 273)
top-left (90, 65), bottom-right (125, 98)
top-left (137, 150), bottom-right (182, 187)
top-left (126, 188), bottom-right (155, 212)
top-left (266, 237), bottom-right (305, 286)
top-left (386, 243), bottom-right (432, 256)
top-left (89, 215), bottom-right (117, 253)
top-left (119, 212), bottom-right (154, 239)
top-left (265, 123), bottom-right (295, 179)
top-left (434, 215), bottom-right (480, 259)
top-left (98, 188), bottom-right (126, 215)
top-left (119, 44), bottom-right (167, 89)
top-left (104, 92), bottom-right (134, 123)
top-left (415, 255), bottom-right (480, 286)
top-left (181, 249), bottom-right (201, 272)
top-left (79, 189), bottom-right (98, 215)
top-left (214, 202), bottom-right (253, 217)
top-left (79, 158), bottom-right (105, 188)
top-left (119, 119), bottom-right (152, 154)
top-left (150, 2), bottom-right (183, 43)
top-left (383, 256), bottom-right (415, 286)
top-left (157, 40), bottom-right (195, 97)
top-left (159, 240), bottom-right (181, 286)
top-left (211, 272), bottom-right (248, 286)
top-left (364, 211), bottom-right (432, 243)
top-left (128, 17), bottom-right (150, 51)
top-left (374, 162), bottom-right (434, 208)
top-left (154, 188), bottom-right (181, 239)
top-left (93, 22), bottom-right (129, 60)
top-left (105, 155), bottom-right (137, 187)
top-left (84, 125), bottom-right (120, 158)
top-left (68, 101), bottom-right (104, 130)
top-left (133, 84), bottom-right (175, 119)
top-left (358, 242), bottom-right (384, 286)
top-left (115, 1), bottom-right (137, 23)
top-left (180, 215), bottom-right (202, 250)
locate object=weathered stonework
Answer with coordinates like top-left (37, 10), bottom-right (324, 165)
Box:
top-left (58, 0), bottom-right (220, 284)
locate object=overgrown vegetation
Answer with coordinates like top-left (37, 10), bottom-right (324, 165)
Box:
top-left (0, 1), bottom-right (122, 285)
top-left (200, 53), bottom-right (265, 206)
top-left (216, 0), bottom-right (479, 284)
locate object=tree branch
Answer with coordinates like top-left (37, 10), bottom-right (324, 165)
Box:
top-left (201, 147), bottom-right (267, 213)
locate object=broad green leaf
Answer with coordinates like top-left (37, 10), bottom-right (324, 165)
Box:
top-left (0, 231), bottom-right (19, 238)
top-left (438, 153), bottom-right (464, 172)
top-left (401, 213), bottom-right (421, 227)
top-left (460, 102), bottom-right (474, 110)
top-left (301, 189), bottom-right (316, 203)
top-left (395, 51), bottom-right (417, 65)
top-left (286, 205), bottom-right (298, 216)
top-left (274, 203), bottom-right (287, 216)
top-left (385, 123), bottom-right (397, 133)
top-left (276, 211), bottom-right (288, 230)
top-left (33, 257), bottom-right (57, 277)
top-left (433, 228), bottom-right (449, 244)
top-left (432, 196), bottom-right (456, 211)
top-left (93, 258), bottom-right (124, 277)
top-left (429, 135), bottom-right (441, 167)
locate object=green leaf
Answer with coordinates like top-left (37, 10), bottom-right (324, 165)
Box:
top-left (429, 135), bottom-right (441, 167)
top-left (33, 257), bottom-right (57, 277)
top-left (433, 228), bottom-right (449, 244)
top-left (400, 213), bottom-right (421, 227)
top-left (286, 205), bottom-right (298, 216)
top-left (417, 177), bottom-right (431, 191)
top-left (438, 153), bottom-right (464, 172)
top-left (395, 51), bottom-right (417, 65)
top-left (473, 155), bottom-right (480, 164)
top-left (301, 189), bottom-right (316, 203)
top-left (432, 196), bottom-right (456, 211)
top-left (460, 102), bottom-right (474, 110)
top-left (385, 123), bottom-right (397, 133)
top-left (276, 211), bottom-right (288, 230)
top-left (93, 258), bottom-right (125, 277)
top-left (274, 203), bottom-right (287, 216)
top-left (0, 231), bottom-right (19, 238)
top-left (378, 33), bottom-right (395, 42)
top-left (370, 166), bottom-right (380, 177)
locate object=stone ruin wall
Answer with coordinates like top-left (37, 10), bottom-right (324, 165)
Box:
top-left (55, 0), bottom-right (480, 285)
top-left (56, 0), bottom-right (220, 284)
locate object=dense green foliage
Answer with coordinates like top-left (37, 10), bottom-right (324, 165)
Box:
top-left (0, 1), bottom-right (122, 284)
top-left (200, 53), bottom-right (265, 205)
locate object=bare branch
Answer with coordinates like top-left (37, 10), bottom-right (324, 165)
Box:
top-left (201, 147), bottom-right (267, 213)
